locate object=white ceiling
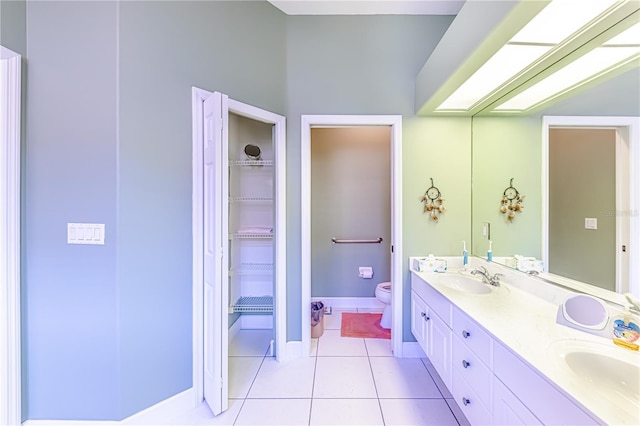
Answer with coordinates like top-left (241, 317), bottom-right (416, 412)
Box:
top-left (267, 0), bottom-right (465, 16)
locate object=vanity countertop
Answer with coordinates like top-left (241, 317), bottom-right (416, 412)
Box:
top-left (410, 259), bottom-right (640, 425)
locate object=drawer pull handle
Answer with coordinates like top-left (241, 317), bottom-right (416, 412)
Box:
top-left (421, 312), bottom-right (430, 321)
top-left (462, 397), bottom-right (470, 406)
top-left (462, 360), bottom-right (470, 368)
top-left (462, 330), bottom-right (471, 338)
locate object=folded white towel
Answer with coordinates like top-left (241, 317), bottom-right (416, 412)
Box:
top-left (237, 226), bottom-right (273, 234)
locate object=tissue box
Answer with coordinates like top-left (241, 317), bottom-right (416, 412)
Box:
top-left (412, 256), bottom-right (448, 272)
top-left (515, 256), bottom-right (543, 273)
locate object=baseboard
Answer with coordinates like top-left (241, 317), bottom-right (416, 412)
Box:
top-left (401, 341), bottom-right (427, 358)
top-left (311, 297), bottom-right (384, 310)
top-left (286, 340), bottom-right (303, 360)
top-left (23, 388), bottom-right (196, 426)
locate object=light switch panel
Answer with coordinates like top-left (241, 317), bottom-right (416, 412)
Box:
top-left (68, 223), bottom-right (105, 244)
top-left (584, 218), bottom-right (598, 230)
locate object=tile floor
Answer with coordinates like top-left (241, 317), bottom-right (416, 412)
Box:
top-left (168, 308), bottom-right (470, 425)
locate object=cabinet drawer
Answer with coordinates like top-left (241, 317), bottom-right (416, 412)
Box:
top-left (411, 274), bottom-right (451, 326)
top-left (452, 307), bottom-right (492, 362)
top-left (453, 334), bottom-right (492, 409)
top-left (451, 370), bottom-right (492, 426)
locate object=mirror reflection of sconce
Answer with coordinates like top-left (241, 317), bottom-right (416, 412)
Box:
top-left (420, 178), bottom-right (446, 222)
top-left (500, 178), bottom-right (524, 222)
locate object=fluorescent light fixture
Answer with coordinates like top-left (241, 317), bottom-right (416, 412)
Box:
top-left (435, 0), bottom-right (621, 111)
top-left (495, 23), bottom-right (640, 111)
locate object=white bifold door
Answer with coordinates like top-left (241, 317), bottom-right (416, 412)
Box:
top-left (201, 91), bottom-right (286, 415)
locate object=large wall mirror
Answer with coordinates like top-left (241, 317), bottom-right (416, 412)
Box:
top-left (471, 65), bottom-right (640, 301)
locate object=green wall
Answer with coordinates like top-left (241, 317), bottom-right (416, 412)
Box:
top-left (403, 117), bottom-right (472, 339)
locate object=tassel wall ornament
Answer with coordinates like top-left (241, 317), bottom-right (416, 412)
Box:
top-left (420, 178), bottom-right (446, 222)
top-left (500, 178), bottom-right (524, 222)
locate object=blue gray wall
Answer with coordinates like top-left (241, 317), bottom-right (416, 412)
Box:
top-left (284, 14), bottom-right (457, 342)
top-left (21, 0), bottom-right (285, 420)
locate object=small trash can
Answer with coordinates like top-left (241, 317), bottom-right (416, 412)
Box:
top-left (311, 301), bottom-right (325, 338)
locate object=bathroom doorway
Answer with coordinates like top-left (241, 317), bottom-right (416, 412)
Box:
top-left (301, 115), bottom-right (403, 357)
top-left (542, 116), bottom-right (639, 297)
top-left (310, 127), bottom-right (391, 301)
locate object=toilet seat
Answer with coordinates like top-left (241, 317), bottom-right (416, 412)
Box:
top-left (377, 282), bottom-right (391, 292)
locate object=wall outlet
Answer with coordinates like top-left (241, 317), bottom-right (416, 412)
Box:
top-left (584, 218), bottom-right (598, 230)
top-left (482, 222), bottom-right (491, 239)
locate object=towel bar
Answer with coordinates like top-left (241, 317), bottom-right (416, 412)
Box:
top-left (331, 237), bottom-right (383, 244)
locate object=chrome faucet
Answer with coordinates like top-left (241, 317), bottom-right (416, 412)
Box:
top-left (471, 266), bottom-right (503, 286)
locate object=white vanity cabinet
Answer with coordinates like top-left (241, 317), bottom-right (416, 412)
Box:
top-left (410, 272), bottom-right (600, 426)
top-left (451, 307), bottom-right (494, 424)
top-left (492, 341), bottom-right (598, 425)
top-left (410, 274), bottom-right (452, 391)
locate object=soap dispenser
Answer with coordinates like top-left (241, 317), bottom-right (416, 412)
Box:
top-left (487, 240), bottom-right (493, 262)
top-left (612, 304), bottom-right (639, 351)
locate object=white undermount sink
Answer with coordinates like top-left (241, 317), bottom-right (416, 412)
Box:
top-left (548, 339), bottom-right (640, 414)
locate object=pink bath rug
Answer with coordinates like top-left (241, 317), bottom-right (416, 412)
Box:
top-left (340, 312), bottom-right (391, 339)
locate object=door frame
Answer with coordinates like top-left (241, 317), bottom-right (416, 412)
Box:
top-left (1, 46), bottom-right (22, 426)
top-left (191, 87), bottom-right (287, 406)
top-left (542, 115), bottom-right (640, 298)
top-left (301, 115), bottom-right (403, 357)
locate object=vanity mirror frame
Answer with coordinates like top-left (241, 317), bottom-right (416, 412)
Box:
top-left (542, 115), bottom-right (640, 301)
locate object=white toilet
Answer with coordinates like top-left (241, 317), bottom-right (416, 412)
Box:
top-left (375, 282), bottom-right (392, 329)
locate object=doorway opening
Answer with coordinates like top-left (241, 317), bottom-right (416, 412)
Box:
top-left (542, 116), bottom-right (640, 297)
top-left (301, 115), bottom-right (403, 357)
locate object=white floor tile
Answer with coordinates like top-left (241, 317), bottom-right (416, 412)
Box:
top-left (323, 308), bottom-right (356, 330)
top-left (446, 398), bottom-right (471, 426)
top-left (313, 357), bottom-right (377, 399)
top-left (365, 338), bottom-right (393, 356)
top-left (380, 398), bottom-right (459, 426)
top-left (248, 356), bottom-right (316, 398)
top-left (228, 357), bottom-right (263, 398)
top-left (310, 337), bottom-right (319, 356)
top-left (234, 398), bottom-right (311, 426)
top-left (229, 329), bottom-right (273, 356)
top-left (422, 358), bottom-right (453, 398)
top-left (166, 399), bottom-right (242, 425)
top-left (310, 398), bottom-right (384, 425)
top-left (370, 357), bottom-right (442, 399)
top-left (357, 307), bottom-right (384, 313)
top-left (317, 329), bottom-right (367, 357)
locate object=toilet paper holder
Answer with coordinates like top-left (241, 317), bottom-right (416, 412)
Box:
top-left (359, 267), bottom-right (374, 279)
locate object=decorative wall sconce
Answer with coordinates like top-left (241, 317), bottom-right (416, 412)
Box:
top-left (420, 178), bottom-right (446, 222)
top-left (500, 178), bottom-right (524, 222)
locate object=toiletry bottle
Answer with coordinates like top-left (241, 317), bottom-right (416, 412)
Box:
top-left (462, 241), bottom-right (468, 268)
top-left (612, 305), bottom-right (639, 351)
top-left (487, 240), bottom-right (493, 262)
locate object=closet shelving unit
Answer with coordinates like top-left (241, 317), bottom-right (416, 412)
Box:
top-left (227, 114), bottom-right (276, 323)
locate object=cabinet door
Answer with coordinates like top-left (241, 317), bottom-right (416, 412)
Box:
top-left (428, 313), bottom-right (452, 391)
top-left (493, 377), bottom-right (541, 425)
top-left (410, 290), bottom-right (429, 352)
